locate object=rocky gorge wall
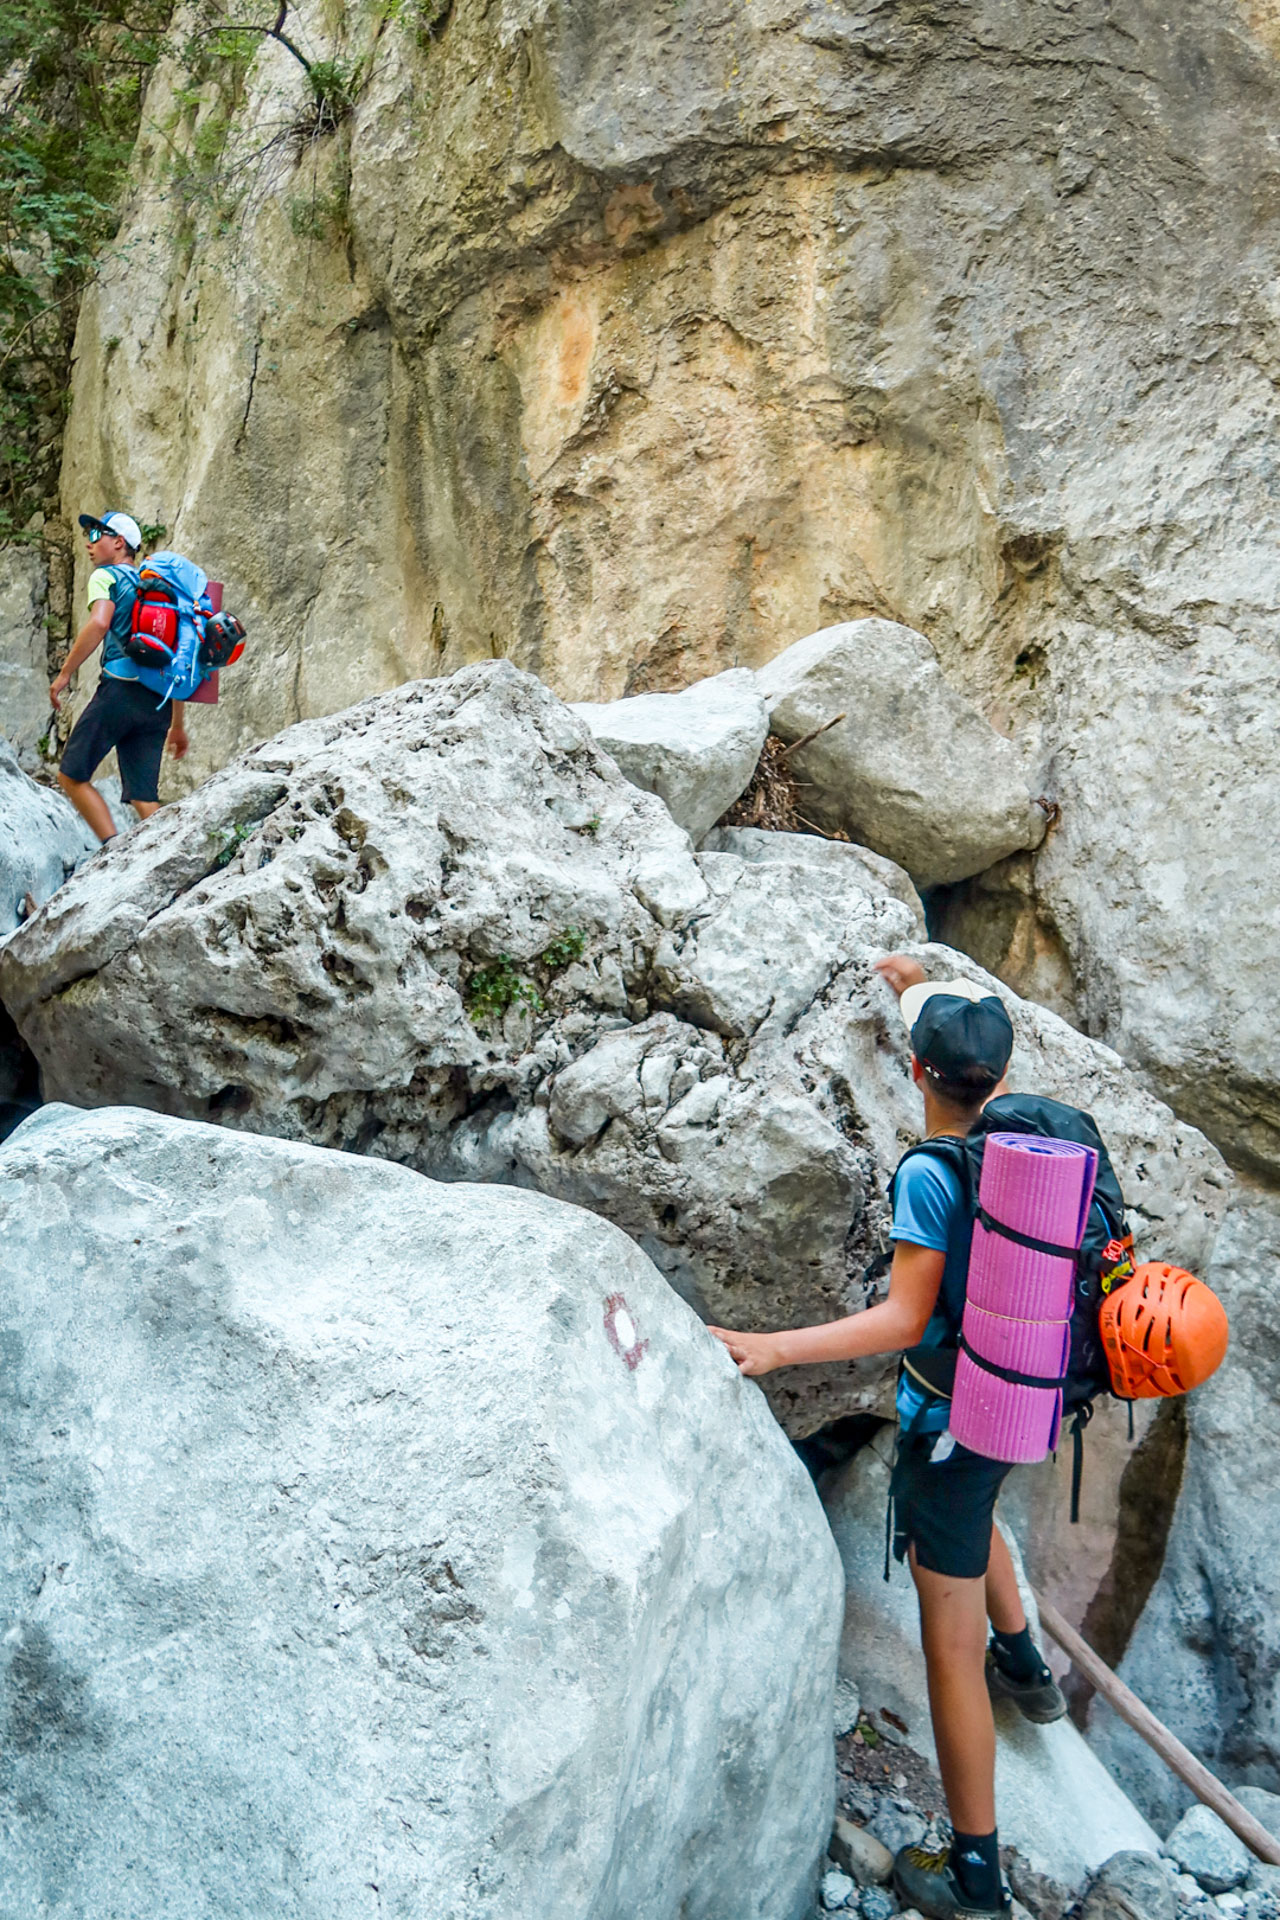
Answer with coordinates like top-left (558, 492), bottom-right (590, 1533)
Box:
top-left (5, 0), bottom-right (1280, 1844)
top-left (40, 0), bottom-right (1280, 1177)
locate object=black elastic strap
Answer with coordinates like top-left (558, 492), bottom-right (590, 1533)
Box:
top-left (1071, 1422), bottom-right (1085, 1524)
top-left (959, 1332), bottom-right (1066, 1393)
top-left (884, 1434), bottom-right (899, 1584)
top-left (976, 1204), bottom-right (1079, 1263)
top-left (884, 1485), bottom-right (893, 1585)
top-left (1069, 1403), bottom-right (1094, 1525)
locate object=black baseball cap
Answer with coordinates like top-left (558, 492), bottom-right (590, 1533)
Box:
top-left (900, 978), bottom-right (1014, 1087)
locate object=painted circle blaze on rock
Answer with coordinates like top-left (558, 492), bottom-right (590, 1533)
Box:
top-left (0, 1103), bottom-right (842, 1920)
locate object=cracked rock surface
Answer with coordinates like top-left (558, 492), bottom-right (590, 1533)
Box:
top-left (0, 1101), bottom-right (840, 1919)
top-left (0, 664), bottom-right (1228, 1434)
top-left (1090, 1184), bottom-right (1280, 1833)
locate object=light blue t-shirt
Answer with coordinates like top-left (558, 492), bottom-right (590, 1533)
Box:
top-left (890, 1151), bottom-right (971, 1434)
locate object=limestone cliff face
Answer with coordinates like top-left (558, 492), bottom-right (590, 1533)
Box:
top-left (62, 0), bottom-right (1280, 1179)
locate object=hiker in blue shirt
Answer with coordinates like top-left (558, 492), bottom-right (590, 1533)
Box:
top-left (711, 953), bottom-right (1066, 1920)
top-left (50, 511), bottom-right (189, 843)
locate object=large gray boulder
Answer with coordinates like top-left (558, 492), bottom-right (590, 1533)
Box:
top-left (0, 736), bottom-right (96, 936)
top-left (754, 622), bottom-right (1046, 888)
top-left (0, 545), bottom-right (50, 771)
top-left (1236, 1786), bottom-right (1280, 1845)
top-left (0, 1102), bottom-right (842, 1920)
top-left (1090, 1185), bottom-right (1280, 1832)
top-left (0, 664), bottom-right (1227, 1437)
top-left (571, 668), bottom-right (768, 841)
top-left (822, 1438), bottom-right (1161, 1891)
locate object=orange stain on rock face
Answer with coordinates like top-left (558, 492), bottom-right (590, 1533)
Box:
top-left (557, 298), bottom-right (596, 410)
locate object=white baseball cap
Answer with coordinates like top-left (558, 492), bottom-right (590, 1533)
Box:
top-left (79, 510), bottom-right (143, 551)
top-left (898, 976), bottom-right (993, 1032)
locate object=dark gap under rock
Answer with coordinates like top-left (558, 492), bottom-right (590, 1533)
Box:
top-left (0, 1002), bottom-right (40, 1143)
top-left (1067, 1398), bottom-right (1188, 1725)
top-left (792, 1411), bottom-right (887, 1486)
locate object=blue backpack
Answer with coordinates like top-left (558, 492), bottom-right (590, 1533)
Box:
top-left (121, 551), bottom-right (245, 703)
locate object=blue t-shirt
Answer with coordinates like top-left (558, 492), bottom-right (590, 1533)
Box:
top-left (890, 1152), bottom-right (972, 1434)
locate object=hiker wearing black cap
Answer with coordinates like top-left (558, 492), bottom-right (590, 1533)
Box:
top-left (710, 954), bottom-right (1064, 1920)
top-left (50, 512), bottom-right (189, 843)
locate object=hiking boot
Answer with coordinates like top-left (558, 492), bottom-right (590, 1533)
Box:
top-left (985, 1647), bottom-right (1068, 1723)
top-left (893, 1843), bottom-right (1011, 1920)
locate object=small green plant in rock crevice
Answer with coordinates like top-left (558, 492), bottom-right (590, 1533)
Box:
top-left (465, 956), bottom-right (543, 1034)
top-left (212, 819), bottom-right (254, 869)
top-left (465, 929), bottom-right (590, 1036)
top-left (539, 927), bottom-right (586, 971)
top-left (300, 58), bottom-right (361, 136)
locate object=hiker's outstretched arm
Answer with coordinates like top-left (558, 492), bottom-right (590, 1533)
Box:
top-left (167, 701), bottom-right (188, 758)
top-left (50, 601), bottom-right (112, 707)
top-left (875, 953), bottom-right (927, 998)
top-left (709, 1242), bottom-right (945, 1377)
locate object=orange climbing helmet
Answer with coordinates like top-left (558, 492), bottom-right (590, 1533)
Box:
top-left (1099, 1262), bottom-right (1229, 1400)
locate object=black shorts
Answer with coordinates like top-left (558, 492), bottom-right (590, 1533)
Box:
top-left (890, 1430), bottom-right (1014, 1579)
top-left (61, 674), bottom-right (172, 804)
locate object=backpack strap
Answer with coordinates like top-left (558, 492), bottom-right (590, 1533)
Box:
top-left (890, 1134), bottom-right (973, 1208)
top-left (1069, 1403), bottom-right (1094, 1524)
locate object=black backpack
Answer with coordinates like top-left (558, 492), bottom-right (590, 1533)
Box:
top-left (888, 1093), bottom-right (1136, 1518)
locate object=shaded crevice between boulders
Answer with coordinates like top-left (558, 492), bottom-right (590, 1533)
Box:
top-left (718, 732), bottom-right (850, 841)
top-left (1066, 1399), bottom-right (1188, 1726)
top-left (0, 1002), bottom-right (39, 1143)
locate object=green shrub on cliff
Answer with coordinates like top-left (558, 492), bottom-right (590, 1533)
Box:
top-left (0, 0), bottom-right (170, 540)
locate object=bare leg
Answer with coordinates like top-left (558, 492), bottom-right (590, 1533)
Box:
top-left (57, 773), bottom-right (117, 843)
top-left (985, 1526), bottom-right (1026, 1637)
top-left (132, 800), bottom-right (160, 821)
top-left (910, 1547), bottom-right (997, 1835)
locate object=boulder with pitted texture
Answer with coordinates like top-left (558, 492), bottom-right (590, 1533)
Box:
top-left (0, 736), bottom-right (96, 936)
top-left (0, 664), bottom-right (1227, 1438)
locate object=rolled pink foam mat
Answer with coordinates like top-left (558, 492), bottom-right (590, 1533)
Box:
top-left (963, 1301), bottom-right (1070, 1378)
top-left (978, 1133), bottom-right (1098, 1249)
top-left (953, 1351), bottom-right (1063, 1462)
top-left (949, 1132), bottom-right (1098, 1464)
top-left (966, 1220), bottom-right (1075, 1321)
